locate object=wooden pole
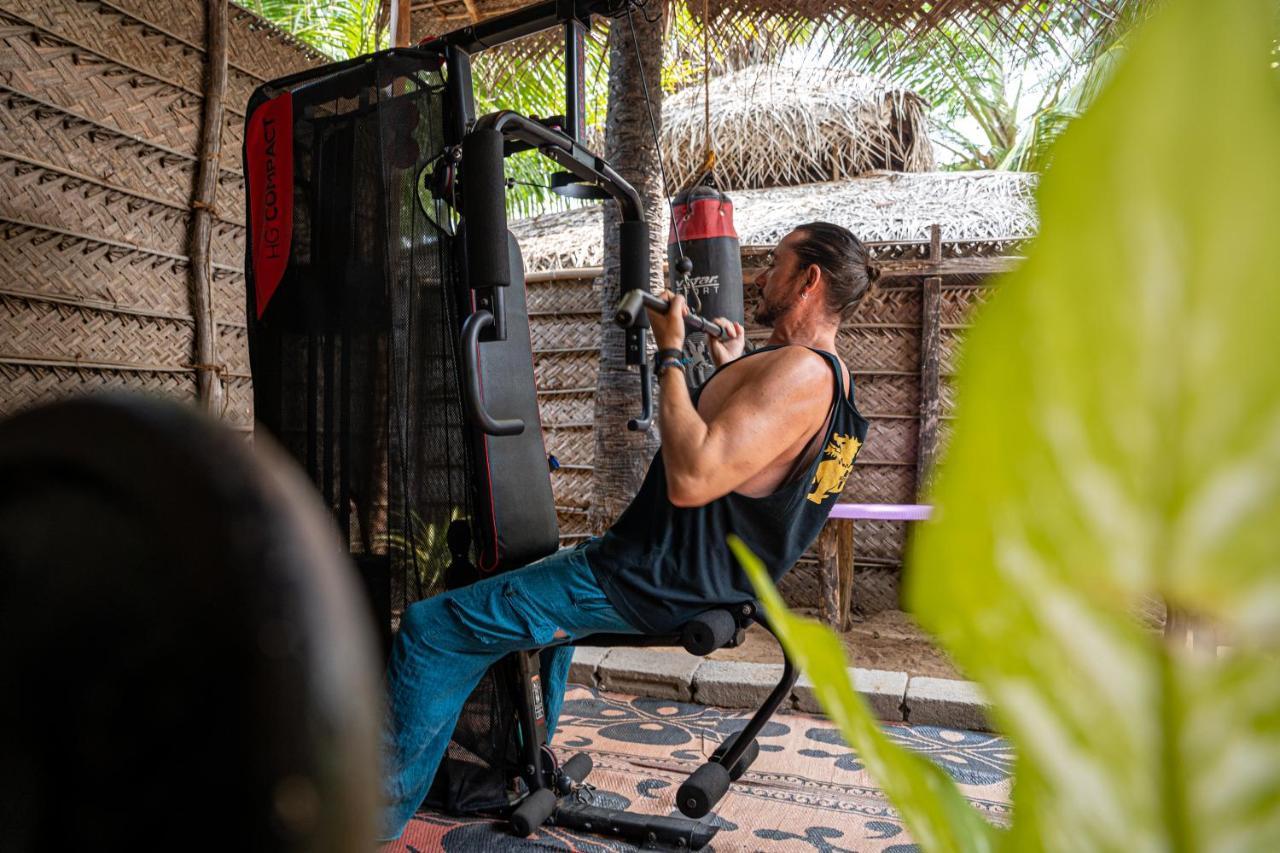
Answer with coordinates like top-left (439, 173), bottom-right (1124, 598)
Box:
top-left (916, 224), bottom-right (943, 494)
top-left (393, 0), bottom-right (412, 47)
top-left (816, 523), bottom-right (841, 628)
top-left (188, 0), bottom-right (228, 416)
top-left (836, 518), bottom-right (855, 630)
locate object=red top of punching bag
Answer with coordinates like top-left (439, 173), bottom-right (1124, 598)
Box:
top-left (669, 188), bottom-right (737, 244)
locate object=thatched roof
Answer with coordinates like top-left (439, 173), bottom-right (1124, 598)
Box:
top-left (661, 65), bottom-right (932, 193)
top-left (409, 1), bottom-right (1129, 41)
top-left (511, 170), bottom-right (1037, 271)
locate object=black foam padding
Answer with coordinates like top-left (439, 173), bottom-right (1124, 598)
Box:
top-left (619, 221), bottom-right (651, 313)
top-left (462, 127), bottom-right (511, 289)
top-left (470, 234), bottom-right (560, 573)
top-left (511, 788), bottom-right (557, 836)
top-left (681, 609), bottom-right (738, 655)
top-left (244, 49), bottom-right (478, 635)
top-left (677, 761), bottom-right (731, 819)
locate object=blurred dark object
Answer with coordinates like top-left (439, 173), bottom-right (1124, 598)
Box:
top-left (0, 396), bottom-right (381, 852)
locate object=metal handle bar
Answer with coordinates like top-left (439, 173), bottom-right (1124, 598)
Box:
top-left (460, 310), bottom-right (525, 436)
top-left (613, 290), bottom-right (726, 339)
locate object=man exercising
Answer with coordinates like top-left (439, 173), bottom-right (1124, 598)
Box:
top-left (381, 222), bottom-right (873, 839)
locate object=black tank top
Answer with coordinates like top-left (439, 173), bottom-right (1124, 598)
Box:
top-left (584, 346), bottom-right (870, 634)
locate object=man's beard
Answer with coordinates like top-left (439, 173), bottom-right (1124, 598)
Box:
top-left (754, 292), bottom-right (786, 326)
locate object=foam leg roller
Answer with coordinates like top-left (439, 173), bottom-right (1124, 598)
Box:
top-left (677, 761), bottom-right (731, 819)
top-left (561, 753), bottom-right (593, 785)
top-left (681, 609), bottom-right (738, 655)
top-left (556, 752), bottom-right (593, 794)
top-left (511, 788), bottom-right (557, 836)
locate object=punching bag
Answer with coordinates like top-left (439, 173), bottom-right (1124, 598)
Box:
top-left (668, 186), bottom-right (743, 388)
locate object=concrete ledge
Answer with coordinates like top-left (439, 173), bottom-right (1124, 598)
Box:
top-left (575, 651), bottom-right (994, 734)
top-left (596, 648), bottom-right (701, 701)
top-left (792, 667), bottom-right (908, 721)
top-left (569, 646), bottom-right (612, 688)
top-left (904, 676), bottom-right (992, 732)
top-left (692, 660), bottom-right (786, 709)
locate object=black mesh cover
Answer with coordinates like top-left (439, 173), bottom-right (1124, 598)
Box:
top-left (244, 50), bottom-right (472, 636)
top-left (243, 49), bottom-right (557, 815)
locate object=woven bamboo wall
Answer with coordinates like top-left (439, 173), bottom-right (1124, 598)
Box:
top-left (528, 240), bottom-right (1007, 612)
top-left (0, 0), bottom-right (324, 430)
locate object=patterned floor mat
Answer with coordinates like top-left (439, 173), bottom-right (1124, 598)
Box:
top-left (383, 685), bottom-right (1013, 852)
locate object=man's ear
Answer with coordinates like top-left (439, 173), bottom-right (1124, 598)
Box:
top-left (803, 264), bottom-right (822, 293)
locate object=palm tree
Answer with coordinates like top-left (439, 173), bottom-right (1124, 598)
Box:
top-left (589, 3), bottom-right (670, 532)
top-left (812, 2), bottom-right (1149, 169)
top-left (246, 0), bottom-right (385, 59)
top-left (471, 27), bottom-right (613, 218)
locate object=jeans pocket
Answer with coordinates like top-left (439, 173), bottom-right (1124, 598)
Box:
top-left (446, 580), bottom-right (557, 648)
top-left (504, 582), bottom-right (558, 646)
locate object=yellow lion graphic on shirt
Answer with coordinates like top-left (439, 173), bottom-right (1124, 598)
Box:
top-left (806, 433), bottom-right (862, 504)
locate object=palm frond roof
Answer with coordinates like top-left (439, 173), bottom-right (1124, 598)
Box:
top-left (409, 0), bottom-right (1131, 40)
top-left (661, 64), bottom-right (933, 193)
top-left (511, 170), bottom-right (1038, 271)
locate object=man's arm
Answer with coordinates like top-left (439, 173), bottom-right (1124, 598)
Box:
top-left (656, 348), bottom-right (832, 507)
top-left (646, 291), bottom-right (831, 506)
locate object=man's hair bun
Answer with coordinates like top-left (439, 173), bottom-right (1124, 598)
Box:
top-left (792, 222), bottom-right (875, 316)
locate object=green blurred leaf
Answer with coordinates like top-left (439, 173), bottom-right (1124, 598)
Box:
top-left (745, 0), bottom-right (1280, 848)
top-left (907, 0), bottom-right (1280, 848)
top-left (730, 536), bottom-right (998, 853)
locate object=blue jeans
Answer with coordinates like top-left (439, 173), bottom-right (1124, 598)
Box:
top-left (380, 541), bottom-right (638, 840)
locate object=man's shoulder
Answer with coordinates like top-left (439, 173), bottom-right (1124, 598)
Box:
top-left (749, 345), bottom-right (833, 381)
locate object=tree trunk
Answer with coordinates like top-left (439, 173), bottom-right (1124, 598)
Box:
top-left (588, 5), bottom-right (669, 533)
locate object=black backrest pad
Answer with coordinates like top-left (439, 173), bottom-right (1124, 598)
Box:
top-left (472, 234), bottom-right (559, 574)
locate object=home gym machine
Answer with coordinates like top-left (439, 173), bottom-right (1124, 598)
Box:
top-left (243, 2), bottom-right (797, 848)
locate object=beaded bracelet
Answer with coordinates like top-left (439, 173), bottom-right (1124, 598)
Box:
top-left (656, 357), bottom-right (686, 377)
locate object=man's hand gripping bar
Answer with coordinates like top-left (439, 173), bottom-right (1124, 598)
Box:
top-left (612, 290), bottom-right (726, 433)
top-left (614, 290), bottom-right (726, 339)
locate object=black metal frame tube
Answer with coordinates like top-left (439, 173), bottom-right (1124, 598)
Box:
top-left (552, 802), bottom-right (719, 849)
top-left (512, 650), bottom-right (548, 788)
top-left (430, 0), bottom-right (627, 54)
top-left (473, 111), bottom-right (644, 221)
top-left (563, 18), bottom-right (586, 143)
top-left (717, 615), bottom-right (798, 770)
